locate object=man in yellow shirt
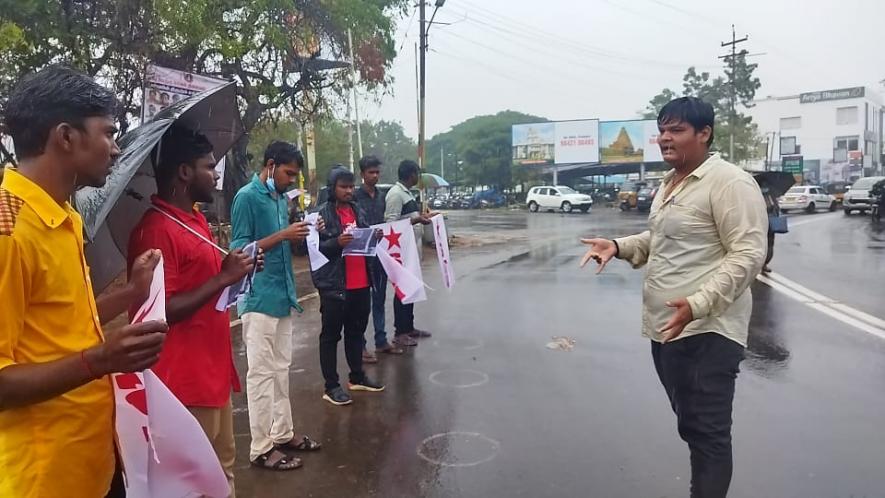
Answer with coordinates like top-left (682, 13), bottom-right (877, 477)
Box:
top-left (0, 65), bottom-right (168, 497)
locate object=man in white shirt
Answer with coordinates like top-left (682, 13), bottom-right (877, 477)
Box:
top-left (582, 97), bottom-right (767, 498)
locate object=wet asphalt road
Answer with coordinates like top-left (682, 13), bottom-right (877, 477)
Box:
top-left (232, 206), bottom-right (885, 498)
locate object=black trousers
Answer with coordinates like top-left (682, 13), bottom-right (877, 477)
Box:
top-left (652, 333), bottom-right (744, 498)
top-left (393, 296), bottom-right (414, 336)
top-left (320, 288), bottom-right (370, 390)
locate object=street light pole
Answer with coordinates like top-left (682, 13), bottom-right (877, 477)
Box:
top-left (418, 0), bottom-right (427, 168)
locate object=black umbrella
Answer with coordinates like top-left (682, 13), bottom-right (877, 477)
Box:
top-left (75, 82), bottom-right (244, 291)
top-left (753, 171), bottom-right (796, 198)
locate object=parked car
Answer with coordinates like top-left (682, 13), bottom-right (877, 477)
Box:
top-left (636, 186), bottom-right (658, 212)
top-left (430, 194), bottom-right (450, 210)
top-left (526, 186), bottom-right (593, 213)
top-left (779, 185), bottom-right (837, 214)
top-left (843, 176), bottom-right (885, 215)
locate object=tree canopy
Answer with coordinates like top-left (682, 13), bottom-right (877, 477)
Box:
top-left (642, 52), bottom-right (763, 163)
top-left (425, 110), bottom-right (548, 190)
top-left (0, 0), bottom-right (408, 188)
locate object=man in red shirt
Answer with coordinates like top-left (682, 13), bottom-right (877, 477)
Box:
top-left (311, 167), bottom-right (385, 406)
top-left (127, 124), bottom-right (257, 498)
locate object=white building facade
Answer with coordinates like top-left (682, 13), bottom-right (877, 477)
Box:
top-left (748, 86), bottom-right (883, 184)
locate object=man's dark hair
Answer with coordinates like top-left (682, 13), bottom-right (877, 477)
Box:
top-left (328, 165), bottom-right (354, 188)
top-left (398, 160), bottom-right (420, 181)
top-left (154, 123), bottom-right (214, 188)
top-left (264, 141), bottom-right (303, 168)
top-left (359, 155), bottom-right (382, 173)
top-left (2, 64), bottom-right (119, 159)
top-left (657, 97), bottom-right (715, 147)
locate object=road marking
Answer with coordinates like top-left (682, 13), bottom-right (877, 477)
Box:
top-left (228, 291), bottom-right (319, 328)
top-left (757, 272), bottom-right (885, 340)
top-left (788, 212), bottom-right (840, 227)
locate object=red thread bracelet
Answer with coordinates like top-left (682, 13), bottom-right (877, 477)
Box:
top-left (80, 350), bottom-right (99, 379)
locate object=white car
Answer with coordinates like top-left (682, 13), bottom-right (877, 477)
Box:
top-left (526, 186), bottom-right (593, 213)
top-left (843, 176), bottom-right (885, 215)
top-left (778, 185), bottom-right (837, 214)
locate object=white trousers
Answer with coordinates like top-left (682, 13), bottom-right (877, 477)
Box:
top-left (241, 312), bottom-right (295, 460)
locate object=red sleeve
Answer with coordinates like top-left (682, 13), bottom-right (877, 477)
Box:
top-left (127, 215), bottom-right (181, 302)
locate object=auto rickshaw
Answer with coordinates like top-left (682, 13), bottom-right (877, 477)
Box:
top-left (824, 181), bottom-right (849, 204)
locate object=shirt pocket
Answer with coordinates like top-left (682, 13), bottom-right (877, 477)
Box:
top-left (658, 203), bottom-right (706, 240)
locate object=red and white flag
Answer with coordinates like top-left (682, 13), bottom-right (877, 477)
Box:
top-left (114, 256), bottom-right (230, 498)
top-left (372, 218), bottom-right (426, 304)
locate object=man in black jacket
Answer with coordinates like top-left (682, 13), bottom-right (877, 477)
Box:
top-left (311, 167), bottom-right (385, 406)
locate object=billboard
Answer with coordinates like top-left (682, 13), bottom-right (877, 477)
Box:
top-left (600, 120), bottom-right (652, 164)
top-left (512, 120), bottom-right (599, 165)
top-left (512, 122), bottom-right (556, 165)
top-left (554, 120), bottom-right (599, 164)
top-left (513, 118), bottom-right (662, 166)
top-left (142, 65), bottom-right (228, 122)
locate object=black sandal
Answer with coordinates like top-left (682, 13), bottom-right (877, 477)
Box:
top-left (250, 449), bottom-right (302, 471)
top-left (276, 435), bottom-right (322, 452)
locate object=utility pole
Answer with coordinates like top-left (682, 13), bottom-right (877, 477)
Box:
top-left (417, 0), bottom-right (447, 169)
top-left (440, 146), bottom-right (445, 178)
top-left (347, 29), bottom-right (363, 159)
top-left (719, 25), bottom-right (748, 161)
top-left (418, 0), bottom-right (427, 168)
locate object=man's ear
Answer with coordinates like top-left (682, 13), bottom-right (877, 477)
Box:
top-left (54, 122), bottom-right (78, 154)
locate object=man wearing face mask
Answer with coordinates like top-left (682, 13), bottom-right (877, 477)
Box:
top-left (580, 97), bottom-right (767, 498)
top-left (230, 141), bottom-right (323, 471)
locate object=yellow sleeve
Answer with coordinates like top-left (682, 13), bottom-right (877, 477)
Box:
top-left (0, 235), bottom-right (27, 371)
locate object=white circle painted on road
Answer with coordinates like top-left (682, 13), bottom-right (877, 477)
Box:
top-left (431, 337), bottom-right (484, 351)
top-left (417, 432), bottom-right (501, 468)
top-left (428, 369), bottom-right (490, 389)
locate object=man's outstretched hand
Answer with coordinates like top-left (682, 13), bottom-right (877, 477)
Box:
top-left (579, 238), bottom-right (618, 274)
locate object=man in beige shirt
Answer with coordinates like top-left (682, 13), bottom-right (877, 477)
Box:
top-left (582, 97), bottom-right (767, 498)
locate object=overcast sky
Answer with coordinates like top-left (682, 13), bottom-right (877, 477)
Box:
top-left (357, 0), bottom-right (885, 139)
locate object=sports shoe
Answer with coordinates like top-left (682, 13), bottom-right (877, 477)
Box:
top-left (408, 328), bottom-right (432, 339)
top-left (362, 349), bottom-right (378, 364)
top-left (348, 377), bottom-right (386, 392)
top-left (322, 386), bottom-right (353, 406)
top-left (393, 334), bottom-right (418, 347)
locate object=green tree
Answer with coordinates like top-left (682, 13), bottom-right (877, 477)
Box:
top-left (642, 52), bottom-right (762, 163)
top-left (426, 110), bottom-right (548, 190)
top-left (360, 119), bottom-right (416, 184)
top-left (0, 0), bottom-right (407, 195)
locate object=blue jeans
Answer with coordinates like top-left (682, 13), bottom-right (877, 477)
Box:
top-left (370, 261), bottom-right (388, 348)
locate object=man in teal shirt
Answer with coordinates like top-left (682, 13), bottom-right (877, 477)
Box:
top-left (230, 141), bottom-right (322, 471)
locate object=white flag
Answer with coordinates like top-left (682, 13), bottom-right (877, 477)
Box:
top-left (430, 215), bottom-right (454, 289)
top-left (305, 212), bottom-right (329, 270)
top-left (115, 258), bottom-right (230, 498)
top-left (372, 218), bottom-right (426, 304)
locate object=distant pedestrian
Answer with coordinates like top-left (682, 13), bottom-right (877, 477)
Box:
top-left (230, 141), bottom-right (322, 471)
top-left (581, 97), bottom-right (767, 498)
top-left (312, 167), bottom-right (385, 406)
top-left (384, 160), bottom-right (435, 347)
top-left (761, 186), bottom-right (780, 273)
top-left (355, 155), bottom-right (404, 362)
